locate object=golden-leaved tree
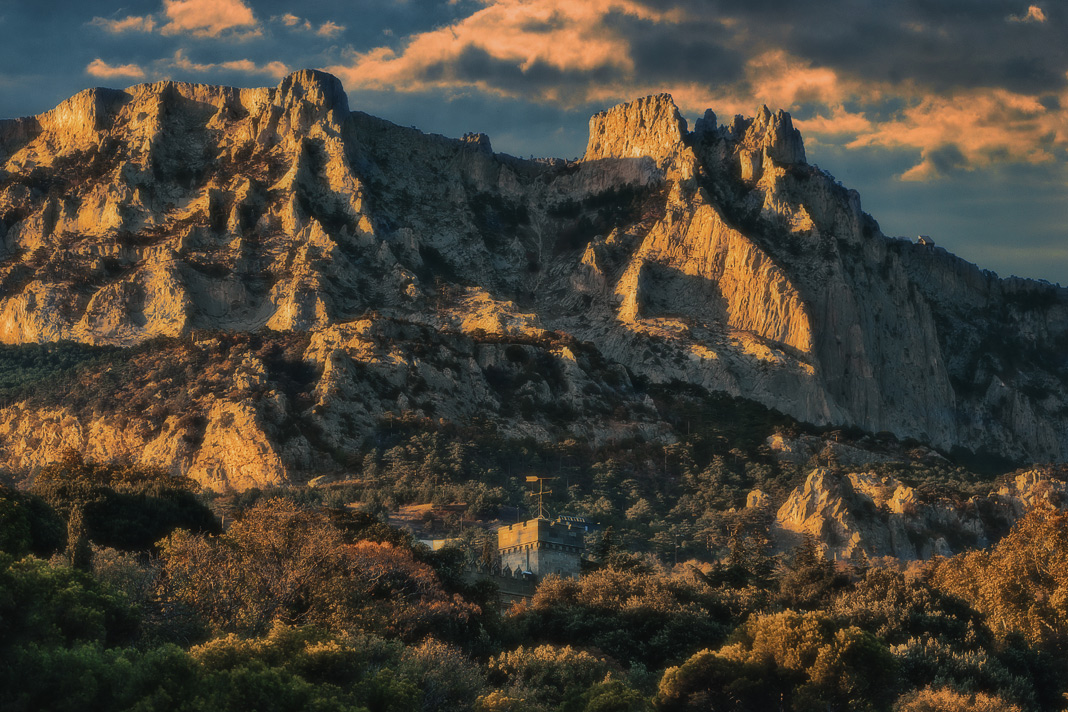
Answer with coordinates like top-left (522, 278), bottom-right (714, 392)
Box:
top-left (931, 507), bottom-right (1068, 653)
top-left (159, 498), bottom-right (478, 639)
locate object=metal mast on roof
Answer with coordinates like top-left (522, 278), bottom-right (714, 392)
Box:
top-left (525, 476), bottom-right (555, 519)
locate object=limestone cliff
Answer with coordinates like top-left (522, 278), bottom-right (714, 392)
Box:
top-left (769, 466), bottom-right (1067, 561)
top-left (1, 71), bottom-right (1067, 489)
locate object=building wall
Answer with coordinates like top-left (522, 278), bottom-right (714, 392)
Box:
top-left (498, 518), bottom-right (584, 579)
top-left (464, 567), bottom-right (537, 610)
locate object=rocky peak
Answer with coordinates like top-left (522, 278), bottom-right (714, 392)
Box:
top-left (461, 132), bottom-right (493, 154)
top-left (2, 72), bottom-right (1068, 490)
top-left (264, 68), bottom-right (352, 143)
top-left (583, 93), bottom-right (688, 162)
top-left (277, 69), bottom-right (350, 116)
top-left (693, 109), bottom-right (717, 139)
top-left (744, 105), bottom-right (806, 165)
top-left (38, 87), bottom-right (131, 144)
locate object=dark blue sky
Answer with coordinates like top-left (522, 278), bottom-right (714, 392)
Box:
top-left (2, 0), bottom-right (1065, 283)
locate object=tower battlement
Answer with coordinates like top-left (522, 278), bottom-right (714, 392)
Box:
top-left (498, 517), bottom-right (586, 579)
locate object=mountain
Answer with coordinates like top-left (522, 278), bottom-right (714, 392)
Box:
top-left (1, 69), bottom-right (1066, 489)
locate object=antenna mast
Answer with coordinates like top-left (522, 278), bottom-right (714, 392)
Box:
top-left (525, 476), bottom-right (555, 519)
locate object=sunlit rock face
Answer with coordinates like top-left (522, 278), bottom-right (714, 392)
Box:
top-left (1, 70), bottom-right (1067, 488)
top-left (769, 466), bottom-right (1068, 561)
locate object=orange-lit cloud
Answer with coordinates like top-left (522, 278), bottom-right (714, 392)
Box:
top-left (86, 59), bottom-right (146, 79)
top-left (795, 107), bottom-right (874, 140)
top-left (323, 0), bottom-right (1068, 182)
top-left (1007, 5), bottom-right (1047, 23)
top-left (849, 88), bottom-right (1067, 180)
top-left (317, 21), bottom-right (345, 38)
top-left (327, 0), bottom-right (677, 99)
top-left (164, 50), bottom-right (288, 79)
top-left (745, 51), bottom-right (846, 107)
top-left (89, 15), bottom-right (156, 33)
top-left (160, 0), bottom-right (259, 38)
top-left (274, 13), bottom-right (345, 37)
top-left (323, 3), bottom-right (865, 117)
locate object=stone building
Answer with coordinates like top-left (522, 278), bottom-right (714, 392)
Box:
top-left (497, 516), bottom-right (586, 579)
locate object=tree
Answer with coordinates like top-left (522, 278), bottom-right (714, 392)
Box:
top-left (511, 567), bottom-right (729, 669)
top-left (0, 554), bottom-right (139, 651)
top-left (158, 499), bottom-right (479, 639)
top-left (0, 485), bottom-right (65, 557)
top-left (30, 457), bottom-right (218, 553)
top-left (580, 679), bottom-right (652, 712)
top-left (776, 535), bottom-right (848, 610)
top-left (931, 507), bottom-right (1068, 654)
top-left (489, 644), bottom-right (618, 709)
top-left (66, 505), bottom-right (93, 571)
top-left (711, 610), bottom-right (898, 712)
top-left (892, 686), bottom-right (1023, 712)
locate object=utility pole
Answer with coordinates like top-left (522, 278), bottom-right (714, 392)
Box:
top-left (525, 476), bottom-right (555, 519)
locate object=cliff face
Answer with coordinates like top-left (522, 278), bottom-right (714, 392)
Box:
top-left (2, 71), bottom-right (1067, 489)
top-left (768, 465), bottom-right (1068, 561)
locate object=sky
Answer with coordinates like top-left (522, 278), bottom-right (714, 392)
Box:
top-left (1, 0), bottom-right (1065, 285)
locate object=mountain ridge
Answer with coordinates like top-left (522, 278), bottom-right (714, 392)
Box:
top-left (1, 69), bottom-right (1066, 488)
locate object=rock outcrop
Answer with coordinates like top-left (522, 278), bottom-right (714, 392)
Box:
top-left (2, 71), bottom-right (1067, 488)
top-left (584, 94), bottom-right (688, 162)
top-left (770, 466), bottom-right (1067, 560)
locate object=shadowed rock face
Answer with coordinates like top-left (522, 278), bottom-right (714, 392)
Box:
top-left (1, 70), bottom-right (1066, 488)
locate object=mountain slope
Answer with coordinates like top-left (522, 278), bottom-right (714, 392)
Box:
top-left (1, 70), bottom-right (1066, 487)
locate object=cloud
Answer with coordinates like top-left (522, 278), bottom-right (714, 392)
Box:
top-left (327, 0), bottom-right (677, 100)
top-left (1007, 5), bottom-right (1047, 23)
top-left (163, 50), bottom-right (288, 79)
top-left (274, 13), bottom-right (345, 37)
top-left (160, 0), bottom-right (259, 38)
top-left (275, 12), bottom-right (311, 30)
top-left (318, 0), bottom-right (1068, 182)
top-left (848, 88), bottom-right (1067, 180)
top-left (73, 0), bottom-right (1067, 186)
top-left (89, 15), bottom-right (156, 33)
top-left (86, 59), bottom-right (146, 80)
top-left (795, 106), bottom-right (873, 139)
top-left (317, 21), bottom-right (345, 38)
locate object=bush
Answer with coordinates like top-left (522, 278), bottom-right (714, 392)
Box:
top-left (0, 485), bottom-right (65, 557)
top-left (892, 686), bottom-right (1023, 712)
top-left (29, 456), bottom-right (219, 552)
top-left (0, 554), bottom-right (140, 651)
top-left (511, 567), bottom-right (730, 669)
top-left (489, 644), bottom-right (618, 708)
top-left (159, 499), bottom-right (479, 640)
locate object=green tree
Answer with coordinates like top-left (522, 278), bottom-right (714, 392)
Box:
top-left (713, 610), bottom-right (898, 712)
top-left (0, 485), bottom-right (65, 557)
top-left (489, 644), bottom-right (618, 709)
top-left (776, 535), bottom-right (847, 610)
top-left (511, 567), bottom-right (729, 668)
top-left (66, 504), bottom-right (93, 571)
top-left (30, 456), bottom-right (219, 552)
top-left (0, 554), bottom-right (139, 651)
top-left (656, 650), bottom-right (781, 711)
top-left (892, 686), bottom-right (1023, 712)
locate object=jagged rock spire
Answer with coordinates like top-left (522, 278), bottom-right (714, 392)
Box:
top-left (584, 93), bottom-right (688, 161)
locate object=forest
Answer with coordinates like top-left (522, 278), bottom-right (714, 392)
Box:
top-left (0, 335), bottom-right (1064, 711)
top-left (3, 412), bottom-right (1068, 712)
